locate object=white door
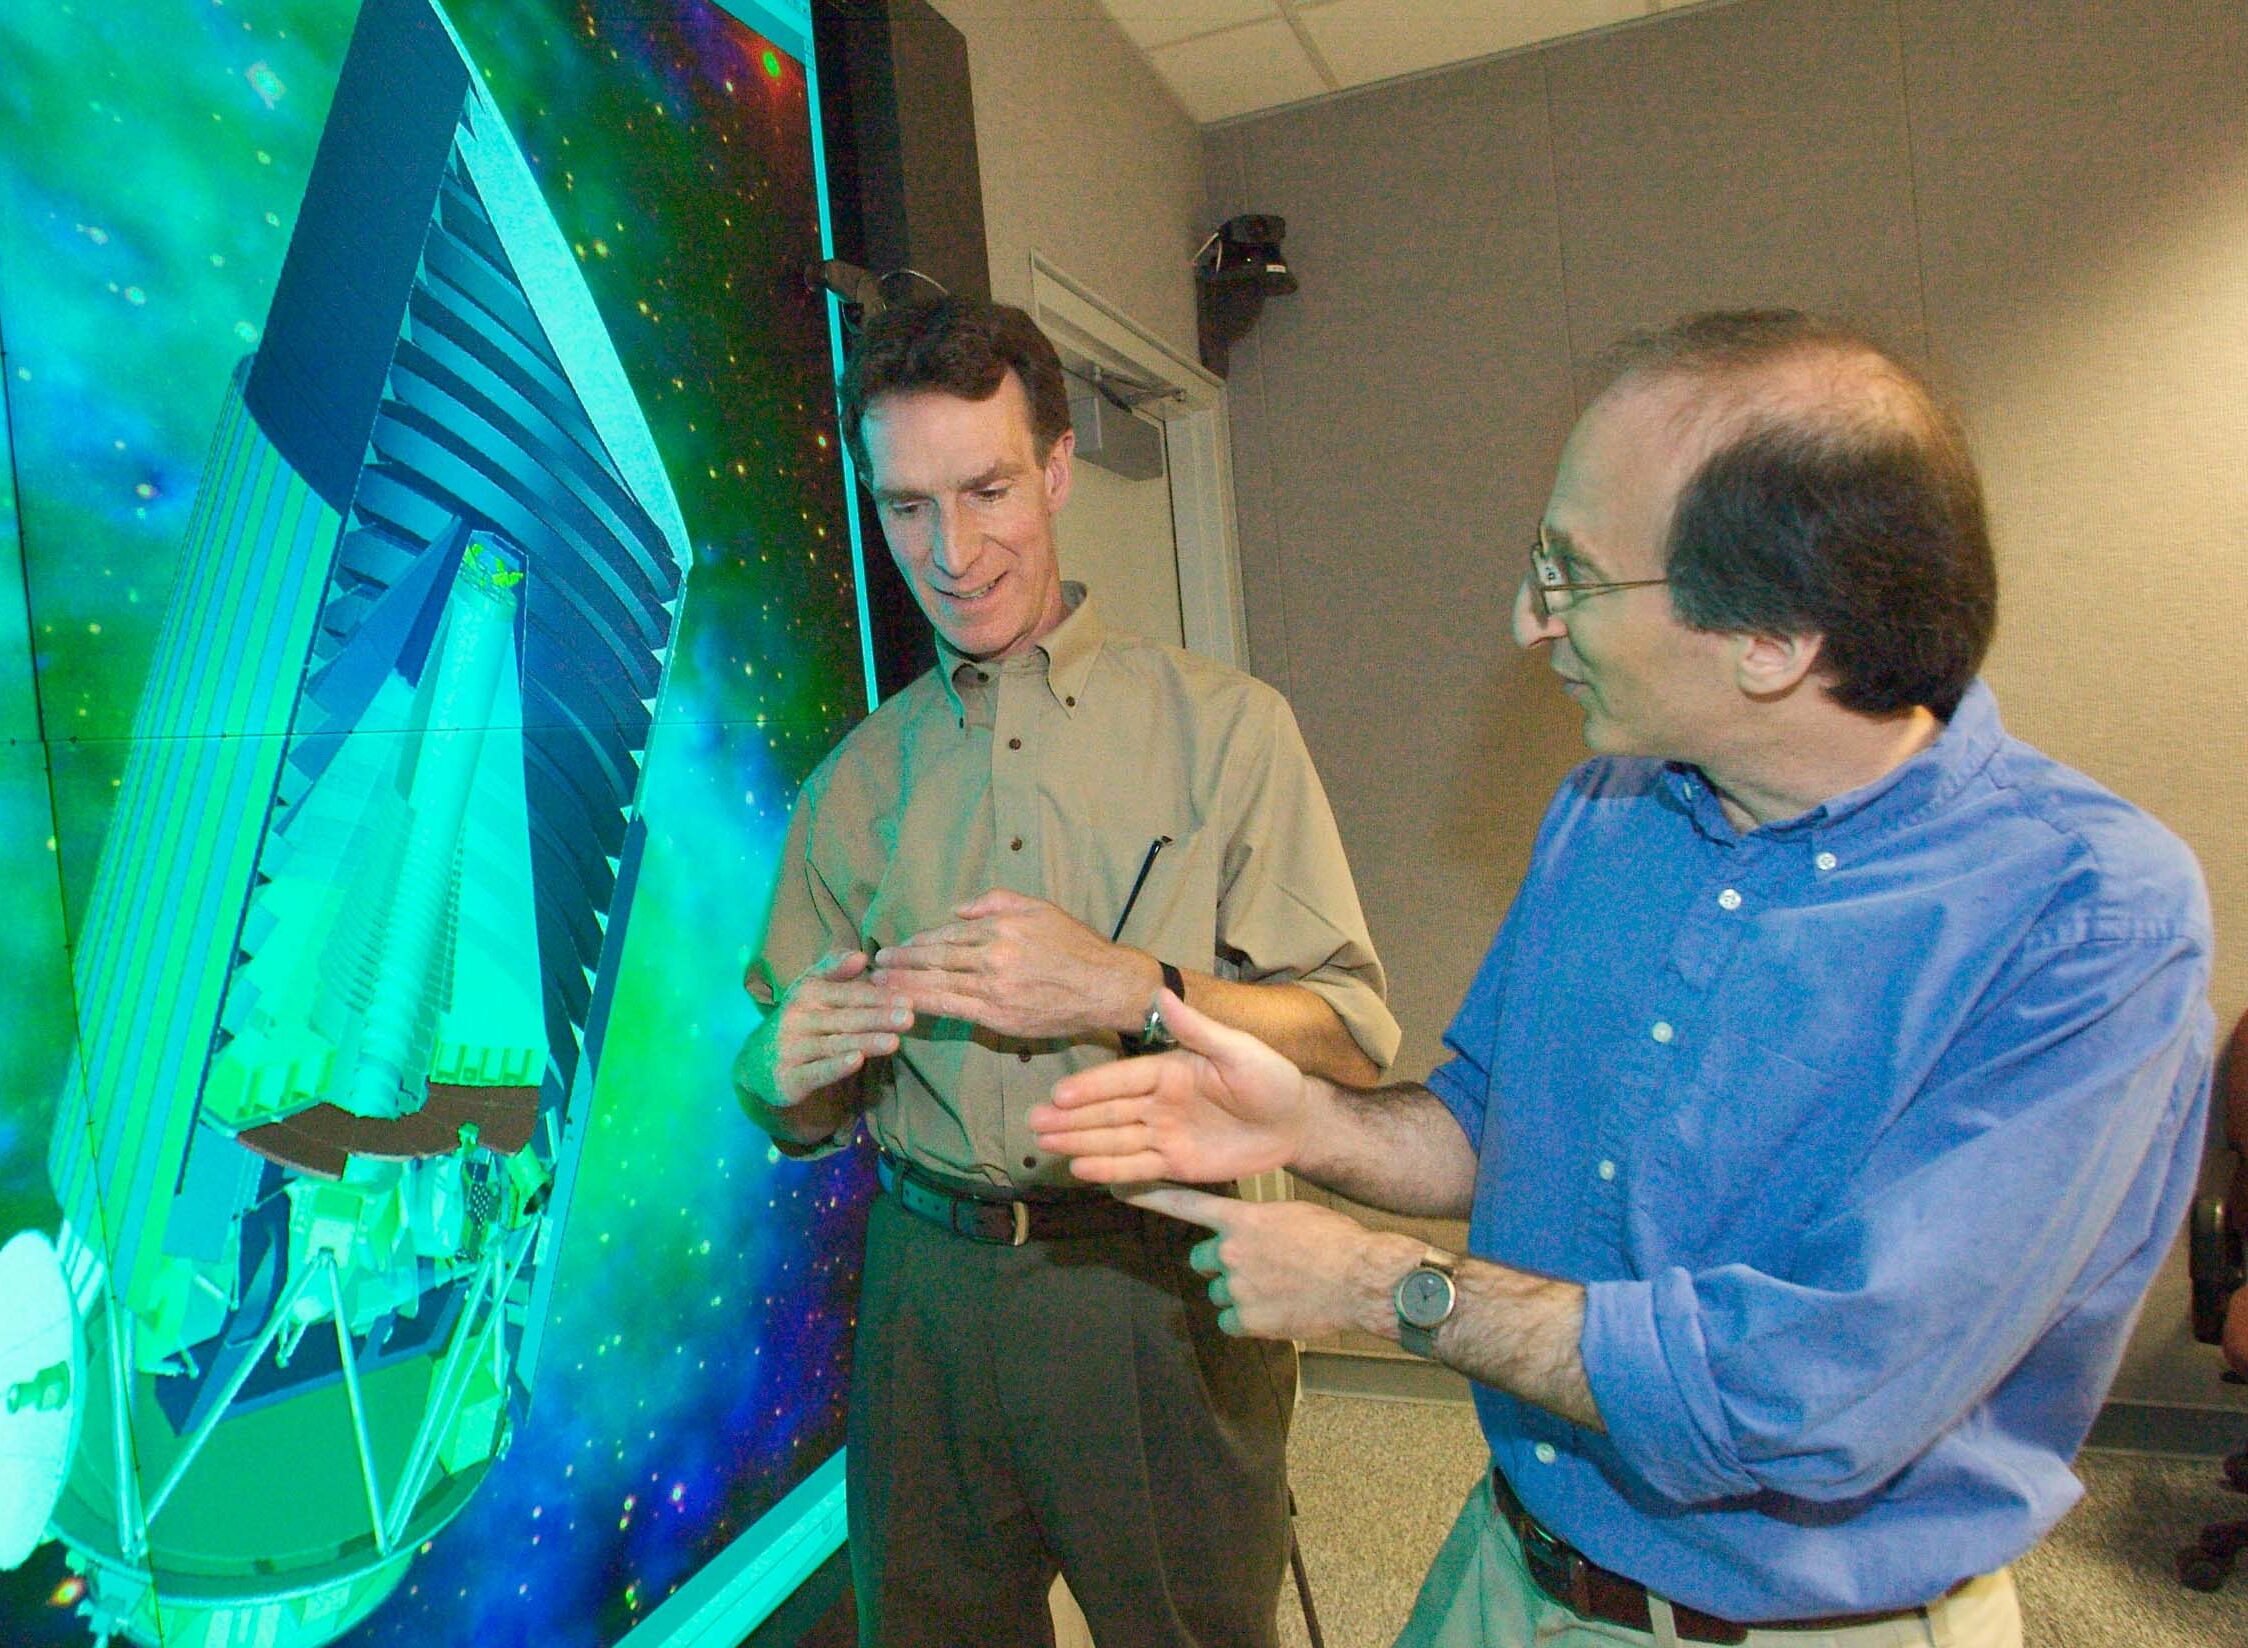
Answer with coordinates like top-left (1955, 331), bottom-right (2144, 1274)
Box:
top-left (1059, 406), bottom-right (1187, 649)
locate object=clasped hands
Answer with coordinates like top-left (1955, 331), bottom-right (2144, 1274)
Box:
top-left (742, 888), bottom-right (1158, 1110)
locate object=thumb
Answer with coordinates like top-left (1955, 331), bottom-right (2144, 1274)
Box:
top-left (807, 948), bottom-right (871, 983)
top-left (1125, 1184), bottom-right (1236, 1231)
top-left (956, 886), bottom-right (1037, 920)
top-left (1151, 987), bottom-right (1264, 1068)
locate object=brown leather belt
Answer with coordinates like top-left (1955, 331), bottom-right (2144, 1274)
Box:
top-left (876, 1153), bottom-right (1144, 1246)
top-left (1491, 1466), bottom-right (1945, 1643)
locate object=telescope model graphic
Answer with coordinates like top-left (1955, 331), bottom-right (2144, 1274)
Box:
top-left (0, 1), bottom-right (693, 1641)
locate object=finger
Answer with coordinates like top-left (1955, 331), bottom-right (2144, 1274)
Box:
top-left (876, 925), bottom-right (986, 963)
top-left (790, 1003), bottom-right (913, 1037)
top-left (783, 1048), bottom-right (872, 1096)
top-left (1027, 1098), bottom-right (1152, 1138)
top-left (796, 975), bottom-right (908, 1008)
top-left (1216, 1305), bottom-right (1243, 1337)
top-left (1059, 1150), bottom-right (1173, 1185)
top-left (1125, 1184), bottom-right (1236, 1231)
top-left (806, 949), bottom-right (872, 982)
top-left (1206, 1274), bottom-right (1231, 1308)
top-left (1186, 1237), bottom-right (1223, 1277)
top-left (1026, 1120), bottom-right (1152, 1162)
top-left (871, 979), bottom-right (993, 1025)
top-left (1148, 988), bottom-right (1266, 1068)
top-left (1048, 1055), bottom-right (1171, 1109)
top-left (869, 949), bottom-right (983, 983)
top-left (788, 1031), bottom-right (900, 1067)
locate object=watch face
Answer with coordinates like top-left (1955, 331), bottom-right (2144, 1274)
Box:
top-left (1398, 1266), bottom-right (1455, 1329)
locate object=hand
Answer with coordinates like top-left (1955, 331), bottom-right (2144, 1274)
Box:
top-left (870, 888), bottom-right (1152, 1040)
top-left (1028, 988), bottom-right (1312, 1184)
top-left (1131, 1187), bottom-right (1410, 1342)
top-left (736, 950), bottom-right (912, 1109)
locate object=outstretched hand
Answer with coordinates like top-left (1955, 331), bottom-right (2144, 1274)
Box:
top-left (871, 888), bottom-right (1149, 1040)
top-left (1027, 988), bottom-right (1313, 1185)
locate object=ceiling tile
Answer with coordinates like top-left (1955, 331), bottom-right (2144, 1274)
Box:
top-left (1149, 19), bottom-right (1330, 123)
top-left (1300, 0), bottom-right (1648, 88)
top-left (1098, 0), bottom-right (1279, 52)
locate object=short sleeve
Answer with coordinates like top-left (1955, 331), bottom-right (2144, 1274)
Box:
top-left (1216, 691), bottom-right (1401, 1070)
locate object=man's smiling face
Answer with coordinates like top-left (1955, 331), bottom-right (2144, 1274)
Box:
top-left (861, 371), bottom-right (1074, 662)
top-left (1514, 379), bottom-right (1743, 761)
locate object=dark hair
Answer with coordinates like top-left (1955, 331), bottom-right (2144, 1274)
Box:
top-left (839, 296), bottom-right (1072, 474)
top-left (1606, 311), bottom-right (1995, 719)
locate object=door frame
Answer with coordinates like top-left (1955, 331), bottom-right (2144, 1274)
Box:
top-left (1025, 253), bottom-right (1249, 673)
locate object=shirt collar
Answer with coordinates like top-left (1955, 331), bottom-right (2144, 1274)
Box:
top-left (1665, 678), bottom-right (2006, 847)
top-left (935, 582), bottom-right (1104, 718)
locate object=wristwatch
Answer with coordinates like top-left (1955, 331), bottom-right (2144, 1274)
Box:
top-left (1123, 961), bottom-right (1186, 1054)
top-left (1394, 1249), bottom-right (1460, 1359)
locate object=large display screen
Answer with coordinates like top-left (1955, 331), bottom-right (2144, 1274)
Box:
top-left (0, 2), bottom-right (875, 1643)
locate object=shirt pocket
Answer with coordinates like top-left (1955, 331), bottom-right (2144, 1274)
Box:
top-left (1629, 1028), bottom-right (1853, 1273)
top-left (1100, 822), bottom-right (1222, 973)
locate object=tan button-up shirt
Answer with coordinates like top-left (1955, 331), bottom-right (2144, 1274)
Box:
top-left (751, 588), bottom-right (1398, 1190)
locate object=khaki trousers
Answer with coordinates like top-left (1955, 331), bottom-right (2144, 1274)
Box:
top-left (1396, 1477), bottom-right (2023, 1648)
top-left (846, 1190), bottom-right (1296, 1648)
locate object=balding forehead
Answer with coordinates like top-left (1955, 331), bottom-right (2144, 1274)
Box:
top-left (1618, 343), bottom-right (1939, 461)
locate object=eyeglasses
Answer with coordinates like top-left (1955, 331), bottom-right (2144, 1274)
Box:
top-left (1527, 525), bottom-right (1668, 623)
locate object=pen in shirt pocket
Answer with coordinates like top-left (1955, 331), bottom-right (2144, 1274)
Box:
top-left (1108, 835), bottom-right (1175, 943)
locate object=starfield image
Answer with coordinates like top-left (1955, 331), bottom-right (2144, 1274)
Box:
top-left (0, 3), bottom-right (873, 1644)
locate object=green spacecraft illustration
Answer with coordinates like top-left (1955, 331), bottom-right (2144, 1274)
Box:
top-left (0, 0), bottom-right (693, 1641)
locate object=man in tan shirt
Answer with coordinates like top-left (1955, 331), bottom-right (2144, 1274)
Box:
top-left (734, 297), bottom-right (1397, 1647)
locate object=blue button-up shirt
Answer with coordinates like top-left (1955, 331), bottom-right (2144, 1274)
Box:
top-left (1428, 681), bottom-right (2213, 1618)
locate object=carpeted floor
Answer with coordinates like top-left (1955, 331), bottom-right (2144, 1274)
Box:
top-left (1275, 1393), bottom-right (2248, 1648)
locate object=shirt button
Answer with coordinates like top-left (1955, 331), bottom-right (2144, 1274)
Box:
top-left (1010, 837), bottom-right (1023, 852)
top-left (1017, 1050), bottom-right (1032, 1063)
top-left (1597, 1159), bottom-right (1616, 1181)
top-left (1022, 1154), bottom-right (1037, 1169)
top-left (1651, 1021), bottom-right (1674, 1044)
top-left (1717, 888), bottom-right (1742, 911)
top-left (1008, 737), bottom-right (1022, 750)
top-left (1534, 1442), bottom-right (1557, 1465)
top-left (1815, 851), bottom-right (1838, 871)
top-left (1064, 695), bottom-right (1076, 708)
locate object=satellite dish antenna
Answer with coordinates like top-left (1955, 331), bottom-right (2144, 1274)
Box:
top-left (0, 1230), bottom-right (84, 1570)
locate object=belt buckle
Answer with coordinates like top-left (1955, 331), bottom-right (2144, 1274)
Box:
top-left (1519, 1518), bottom-right (1594, 1616)
top-left (1010, 1201), bottom-right (1029, 1246)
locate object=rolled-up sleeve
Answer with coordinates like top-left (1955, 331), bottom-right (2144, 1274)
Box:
top-left (1583, 928), bottom-right (2212, 1507)
top-left (1216, 692), bottom-right (1401, 1070)
top-left (1425, 916), bottom-right (1521, 1147)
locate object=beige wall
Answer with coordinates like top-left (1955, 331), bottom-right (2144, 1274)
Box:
top-left (1211, 0), bottom-right (2248, 1075)
top-left (926, 0), bottom-right (1207, 358)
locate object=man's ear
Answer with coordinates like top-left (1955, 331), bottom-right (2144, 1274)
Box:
top-left (1734, 628), bottom-right (1823, 699)
top-left (1042, 428), bottom-right (1076, 513)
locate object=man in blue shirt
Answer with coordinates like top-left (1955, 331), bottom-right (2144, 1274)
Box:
top-left (1030, 311), bottom-right (2214, 1647)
